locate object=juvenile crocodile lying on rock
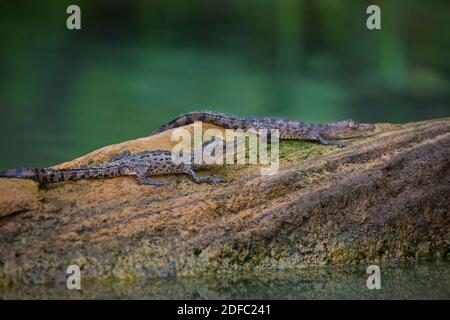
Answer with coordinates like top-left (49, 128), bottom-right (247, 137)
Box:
top-left (153, 111), bottom-right (375, 147)
top-left (0, 140), bottom-right (230, 186)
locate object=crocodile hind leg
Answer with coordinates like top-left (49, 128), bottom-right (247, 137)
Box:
top-left (110, 150), bottom-right (131, 161)
top-left (183, 165), bottom-right (225, 184)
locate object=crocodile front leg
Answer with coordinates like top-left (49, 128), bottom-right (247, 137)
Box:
top-left (317, 136), bottom-right (349, 148)
top-left (135, 167), bottom-right (164, 186)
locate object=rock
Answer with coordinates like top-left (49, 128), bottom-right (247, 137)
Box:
top-left (0, 180), bottom-right (39, 217)
top-left (0, 119), bottom-right (449, 285)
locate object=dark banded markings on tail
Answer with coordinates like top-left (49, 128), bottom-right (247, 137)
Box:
top-left (35, 168), bottom-right (41, 180)
top-left (90, 169), bottom-right (98, 177)
top-left (38, 170), bottom-right (46, 182)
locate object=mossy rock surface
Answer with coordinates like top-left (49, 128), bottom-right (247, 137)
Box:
top-left (0, 119), bottom-right (449, 285)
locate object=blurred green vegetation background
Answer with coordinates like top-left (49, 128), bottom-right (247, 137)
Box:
top-left (0, 0), bottom-right (448, 168)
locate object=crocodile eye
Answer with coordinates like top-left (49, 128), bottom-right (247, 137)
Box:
top-left (348, 120), bottom-right (358, 129)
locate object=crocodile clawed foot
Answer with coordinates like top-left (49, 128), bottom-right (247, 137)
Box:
top-left (318, 136), bottom-right (350, 148)
top-left (337, 141), bottom-right (350, 148)
top-left (137, 177), bottom-right (164, 186)
top-left (207, 176), bottom-right (225, 184)
top-left (194, 175), bottom-right (225, 185)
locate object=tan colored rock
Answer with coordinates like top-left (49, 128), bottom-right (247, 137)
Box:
top-left (0, 119), bottom-right (449, 285)
top-left (0, 180), bottom-right (40, 217)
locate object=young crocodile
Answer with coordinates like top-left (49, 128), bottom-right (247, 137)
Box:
top-left (0, 140), bottom-right (229, 187)
top-left (153, 111), bottom-right (375, 147)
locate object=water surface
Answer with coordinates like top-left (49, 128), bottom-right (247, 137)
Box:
top-left (1, 262), bottom-right (448, 299)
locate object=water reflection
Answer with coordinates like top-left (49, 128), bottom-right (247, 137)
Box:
top-left (1, 262), bottom-right (448, 299)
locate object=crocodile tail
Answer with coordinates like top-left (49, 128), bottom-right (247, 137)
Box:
top-left (151, 110), bottom-right (245, 135)
top-left (0, 166), bottom-right (126, 185)
top-left (0, 167), bottom-right (59, 183)
top-left (151, 111), bottom-right (210, 134)
top-left (37, 166), bottom-right (126, 184)
top-left (0, 168), bottom-right (40, 180)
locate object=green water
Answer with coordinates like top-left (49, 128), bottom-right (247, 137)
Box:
top-left (1, 262), bottom-right (449, 299)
